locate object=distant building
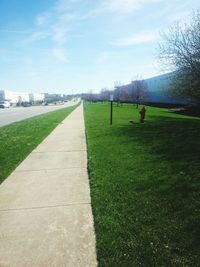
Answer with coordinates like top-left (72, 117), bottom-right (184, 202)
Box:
top-left (0, 90), bottom-right (29, 104)
top-left (115, 72), bottom-right (189, 104)
top-left (44, 93), bottom-right (63, 102)
top-left (0, 90), bottom-right (45, 104)
top-left (29, 93), bottom-right (44, 102)
top-left (145, 73), bottom-right (189, 104)
top-left (144, 73), bottom-right (173, 92)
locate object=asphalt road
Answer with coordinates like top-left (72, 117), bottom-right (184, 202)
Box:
top-left (0, 100), bottom-right (79, 127)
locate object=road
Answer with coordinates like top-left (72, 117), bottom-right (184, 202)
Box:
top-left (0, 100), bottom-right (79, 127)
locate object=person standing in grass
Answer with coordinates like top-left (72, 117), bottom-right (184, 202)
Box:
top-left (139, 106), bottom-right (146, 123)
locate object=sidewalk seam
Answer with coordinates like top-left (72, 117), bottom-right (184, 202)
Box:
top-left (32, 150), bottom-right (87, 153)
top-left (0, 202), bottom-right (91, 212)
top-left (15, 167), bottom-right (87, 172)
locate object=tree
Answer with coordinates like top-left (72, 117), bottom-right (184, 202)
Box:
top-left (119, 87), bottom-right (128, 103)
top-left (99, 88), bottom-right (110, 101)
top-left (114, 85), bottom-right (128, 104)
top-left (114, 81), bottom-right (122, 106)
top-left (158, 11), bottom-right (200, 104)
top-left (130, 79), bottom-right (149, 108)
top-left (87, 90), bottom-right (94, 102)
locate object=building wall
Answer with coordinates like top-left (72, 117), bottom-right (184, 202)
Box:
top-left (1, 90), bottom-right (64, 104)
top-left (0, 91), bottom-right (5, 101)
top-left (0, 90), bottom-right (44, 104)
top-left (29, 93), bottom-right (45, 102)
top-left (44, 93), bottom-right (62, 102)
top-left (116, 72), bottom-right (188, 104)
top-left (0, 90), bottom-right (29, 103)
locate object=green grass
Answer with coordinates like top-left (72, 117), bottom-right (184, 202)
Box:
top-left (84, 102), bottom-right (200, 267)
top-left (0, 105), bottom-right (77, 184)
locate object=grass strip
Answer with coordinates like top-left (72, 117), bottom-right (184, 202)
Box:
top-left (84, 102), bottom-right (200, 267)
top-left (0, 104), bottom-right (78, 183)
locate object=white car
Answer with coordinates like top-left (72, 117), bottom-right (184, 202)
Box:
top-left (0, 101), bottom-right (10, 108)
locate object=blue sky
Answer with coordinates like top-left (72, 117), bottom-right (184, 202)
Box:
top-left (0, 0), bottom-right (199, 94)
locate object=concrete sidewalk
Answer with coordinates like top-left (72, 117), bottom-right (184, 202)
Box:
top-left (0, 103), bottom-right (97, 267)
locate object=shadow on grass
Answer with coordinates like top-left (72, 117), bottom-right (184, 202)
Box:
top-left (107, 116), bottom-right (200, 264)
top-left (116, 114), bottom-right (200, 160)
top-left (85, 103), bottom-right (200, 266)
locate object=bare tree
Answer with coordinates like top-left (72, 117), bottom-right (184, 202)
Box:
top-left (114, 85), bottom-right (128, 104)
top-left (130, 79), bottom-right (149, 108)
top-left (158, 10), bottom-right (200, 104)
top-left (114, 81), bottom-right (122, 106)
top-left (87, 90), bottom-right (93, 102)
top-left (119, 87), bottom-right (128, 103)
top-left (99, 88), bottom-right (110, 101)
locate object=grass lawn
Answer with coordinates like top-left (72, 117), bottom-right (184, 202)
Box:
top-left (0, 104), bottom-right (77, 184)
top-left (84, 102), bottom-right (200, 267)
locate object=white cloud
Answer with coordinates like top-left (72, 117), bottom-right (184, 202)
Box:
top-left (103, 0), bottom-right (142, 13)
top-left (36, 12), bottom-right (51, 26)
top-left (55, 0), bottom-right (82, 12)
top-left (80, 0), bottom-right (162, 20)
top-left (168, 10), bottom-right (191, 23)
top-left (30, 0), bottom-right (161, 47)
top-left (23, 31), bottom-right (50, 45)
top-left (51, 12), bottom-right (79, 44)
top-left (26, 71), bottom-right (39, 78)
top-left (113, 32), bottom-right (159, 46)
top-left (53, 48), bottom-right (69, 62)
top-left (52, 26), bottom-right (70, 44)
top-left (30, 0), bottom-right (82, 45)
top-left (98, 0), bottom-right (161, 14)
top-left (0, 29), bottom-right (32, 34)
top-left (96, 51), bottom-right (112, 65)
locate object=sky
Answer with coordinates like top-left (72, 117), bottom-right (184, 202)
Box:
top-left (0, 0), bottom-right (199, 94)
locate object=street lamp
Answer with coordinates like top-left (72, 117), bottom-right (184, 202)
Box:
top-left (110, 93), bottom-right (114, 125)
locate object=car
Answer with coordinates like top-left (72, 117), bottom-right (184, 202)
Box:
top-left (21, 102), bottom-right (31, 107)
top-left (0, 101), bottom-right (10, 108)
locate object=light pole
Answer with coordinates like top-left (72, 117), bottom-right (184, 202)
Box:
top-left (110, 93), bottom-right (114, 125)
